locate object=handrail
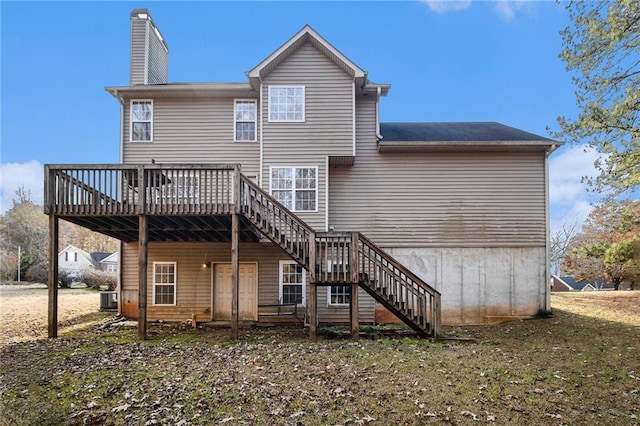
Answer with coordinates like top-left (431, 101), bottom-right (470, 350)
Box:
top-left (239, 175), bottom-right (314, 266)
top-left (358, 233), bottom-right (441, 337)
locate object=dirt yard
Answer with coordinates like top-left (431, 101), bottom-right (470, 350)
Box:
top-left (0, 285), bottom-right (104, 345)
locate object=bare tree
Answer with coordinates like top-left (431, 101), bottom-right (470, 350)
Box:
top-left (550, 220), bottom-right (580, 275)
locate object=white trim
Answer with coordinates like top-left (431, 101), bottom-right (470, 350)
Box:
top-left (325, 156), bottom-right (329, 231)
top-left (352, 79), bottom-right (356, 156)
top-left (233, 99), bottom-right (257, 142)
top-left (129, 99), bottom-right (153, 142)
top-left (278, 260), bottom-right (307, 307)
top-left (152, 261), bottom-right (177, 306)
top-left (269, 166), bottom-right (318, 212)
top-left (327, 286), bottom-right (351, 307)
top-left (268, 85), bottom-right (305, 122)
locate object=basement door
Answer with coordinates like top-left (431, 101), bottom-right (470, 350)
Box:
top-left (212, 263), bottom-right (258, 321)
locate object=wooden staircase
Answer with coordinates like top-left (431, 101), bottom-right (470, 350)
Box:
top-left (240, 175), bottom-right (441, 338)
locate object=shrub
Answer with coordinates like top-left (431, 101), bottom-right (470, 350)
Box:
top-left (24, 261), bottom-right (49, 284)
top-left (83, 269), bottom-right (117, 290)
top-left (58, 268), bottom-right (81, 288)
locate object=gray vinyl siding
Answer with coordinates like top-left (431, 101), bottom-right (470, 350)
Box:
top-left (129, 19), bottom-right (147, 85)
top-left (122, 98), bottom-right (260, 178)
top-left (120, 242), bottom-right (374, 323)
top-left (146, 24), bottom-right (168, 85)
top-left (329, 97), bottom-right (547, 248)
top-left (262, 42), bottom-right (355, 231)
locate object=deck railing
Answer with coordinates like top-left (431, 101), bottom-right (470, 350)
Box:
top-left (44, 164), bottom-right (237, 216)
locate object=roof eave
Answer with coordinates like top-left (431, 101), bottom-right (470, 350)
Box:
top-left (105, 83), bottom-right (257, 99)
top-left (378, 140), bottom-right (563, 153)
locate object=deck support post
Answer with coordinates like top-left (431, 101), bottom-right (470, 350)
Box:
top-left (308, 232), bottom-right (317, 341)
top-left (309, 283), bottom-right (317, 341)
top-left (47, 215), bottom-right (59, 338)
top-left (138, 214), bottom-right (148, 340)
top-left (350, 232), bottom-right (359, 341)
top-left (231, 213), bottom-right (240, 339)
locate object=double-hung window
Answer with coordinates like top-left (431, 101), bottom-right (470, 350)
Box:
top-left (131, 100), bottom-right (153, 141)
top-left (268, 86), bottom-right (304, 122)
top-left (270, 167), bottom-right (317, 212)
top-left (153, 261), bottom-right (176, 305)
top-left (279, 260), bottom-right (306, 306)
top-left (234, 100), bottom-right (257, 141)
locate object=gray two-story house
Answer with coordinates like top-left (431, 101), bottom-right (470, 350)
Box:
top-left (44, 9), bottom-right (558, 340)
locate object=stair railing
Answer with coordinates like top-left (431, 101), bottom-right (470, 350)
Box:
top-left (358, 234), bottom-right (441, 337)
top-left (239, 175), bottom-right (314, 267)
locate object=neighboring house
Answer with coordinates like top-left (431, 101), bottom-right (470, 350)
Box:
top-left (58, 245), bottom-right (95, 277)
top-left (99, 252), bottom-right (119, 273)
top-left (551, 275), bottom-right (612, 292)
top-left (44, 9), bottom-right (559, 340)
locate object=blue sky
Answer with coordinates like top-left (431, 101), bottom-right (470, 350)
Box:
top-left (1, 1), bottom-right (603, 229)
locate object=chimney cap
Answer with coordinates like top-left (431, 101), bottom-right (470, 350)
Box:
top-left (131, 8), bottom-right (151, 20)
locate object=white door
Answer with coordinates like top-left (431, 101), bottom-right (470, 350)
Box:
top-left (213, 263), bottom-right (258, 321)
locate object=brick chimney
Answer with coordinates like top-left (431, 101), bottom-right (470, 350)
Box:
top-left (130, 9), bottom-right (168, 85)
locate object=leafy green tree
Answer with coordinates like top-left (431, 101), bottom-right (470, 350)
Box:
top-left (563, 200), bottom-right (640, 288)
top-left (554, 0), bottom-right (639, 195)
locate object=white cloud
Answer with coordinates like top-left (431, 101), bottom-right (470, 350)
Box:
top-left (493, 0), bottom-right (533, 21)
top-left (548, 145), bottom-right (605, 231)
top-left (423, 1), bottom-right (472, 13)
top-left (0, 161), bottom-right (44, 213)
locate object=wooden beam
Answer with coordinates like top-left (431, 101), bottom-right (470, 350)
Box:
top-left (138, 214), bottom-right (148, 340)
top-left (350, 282), bottom-right (359, 341)
top-left (350, 232), bottom-right (359, 341)
top-left (231, 213), bottom-right (239, 339)
top-left (47, 215), bottom-right (59, 338)
top-left (309, 282), bottom-right (317, 341)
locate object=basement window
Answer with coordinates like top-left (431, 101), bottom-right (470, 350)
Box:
top-left (279, 260), bottom-right (306, 306)
top-left (153, 261), bottom-right (176, 305)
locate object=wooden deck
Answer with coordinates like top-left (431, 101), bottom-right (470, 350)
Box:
top-left (44, 163), bottom-right (441, 341)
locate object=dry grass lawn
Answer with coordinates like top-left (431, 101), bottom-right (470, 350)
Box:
top-left (0, 287), bottom-right (638, 425)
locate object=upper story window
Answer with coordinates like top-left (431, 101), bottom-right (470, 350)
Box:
top-left (234, 100), bottom-right (257, 141)
top-left (268, 86), bottom-right (304, 122)
top-left (270, 167), bottom-right (317, 212)
top-left (130, 100), bottom-right (153, 141)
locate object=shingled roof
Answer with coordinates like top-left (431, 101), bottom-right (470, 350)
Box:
top-left (380, 122), bottom-right (554, 142)
top-left (377, 122), bottom-right (559, 153)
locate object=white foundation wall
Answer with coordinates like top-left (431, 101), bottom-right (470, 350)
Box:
top-left (386, 247), bottom-right (548, 325)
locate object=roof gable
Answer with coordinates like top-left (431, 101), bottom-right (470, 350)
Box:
top-left (248, 25), bottom-right (366, 82)
top-left (58, 245), bottom-right (94, 264)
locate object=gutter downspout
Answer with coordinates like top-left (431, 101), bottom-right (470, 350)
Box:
top-left (543, 144), bottom-right (556, 312)
top-left (375, 87), bottom-right (382, 141)
top-left (115, 89), bottom-right (125, 316)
